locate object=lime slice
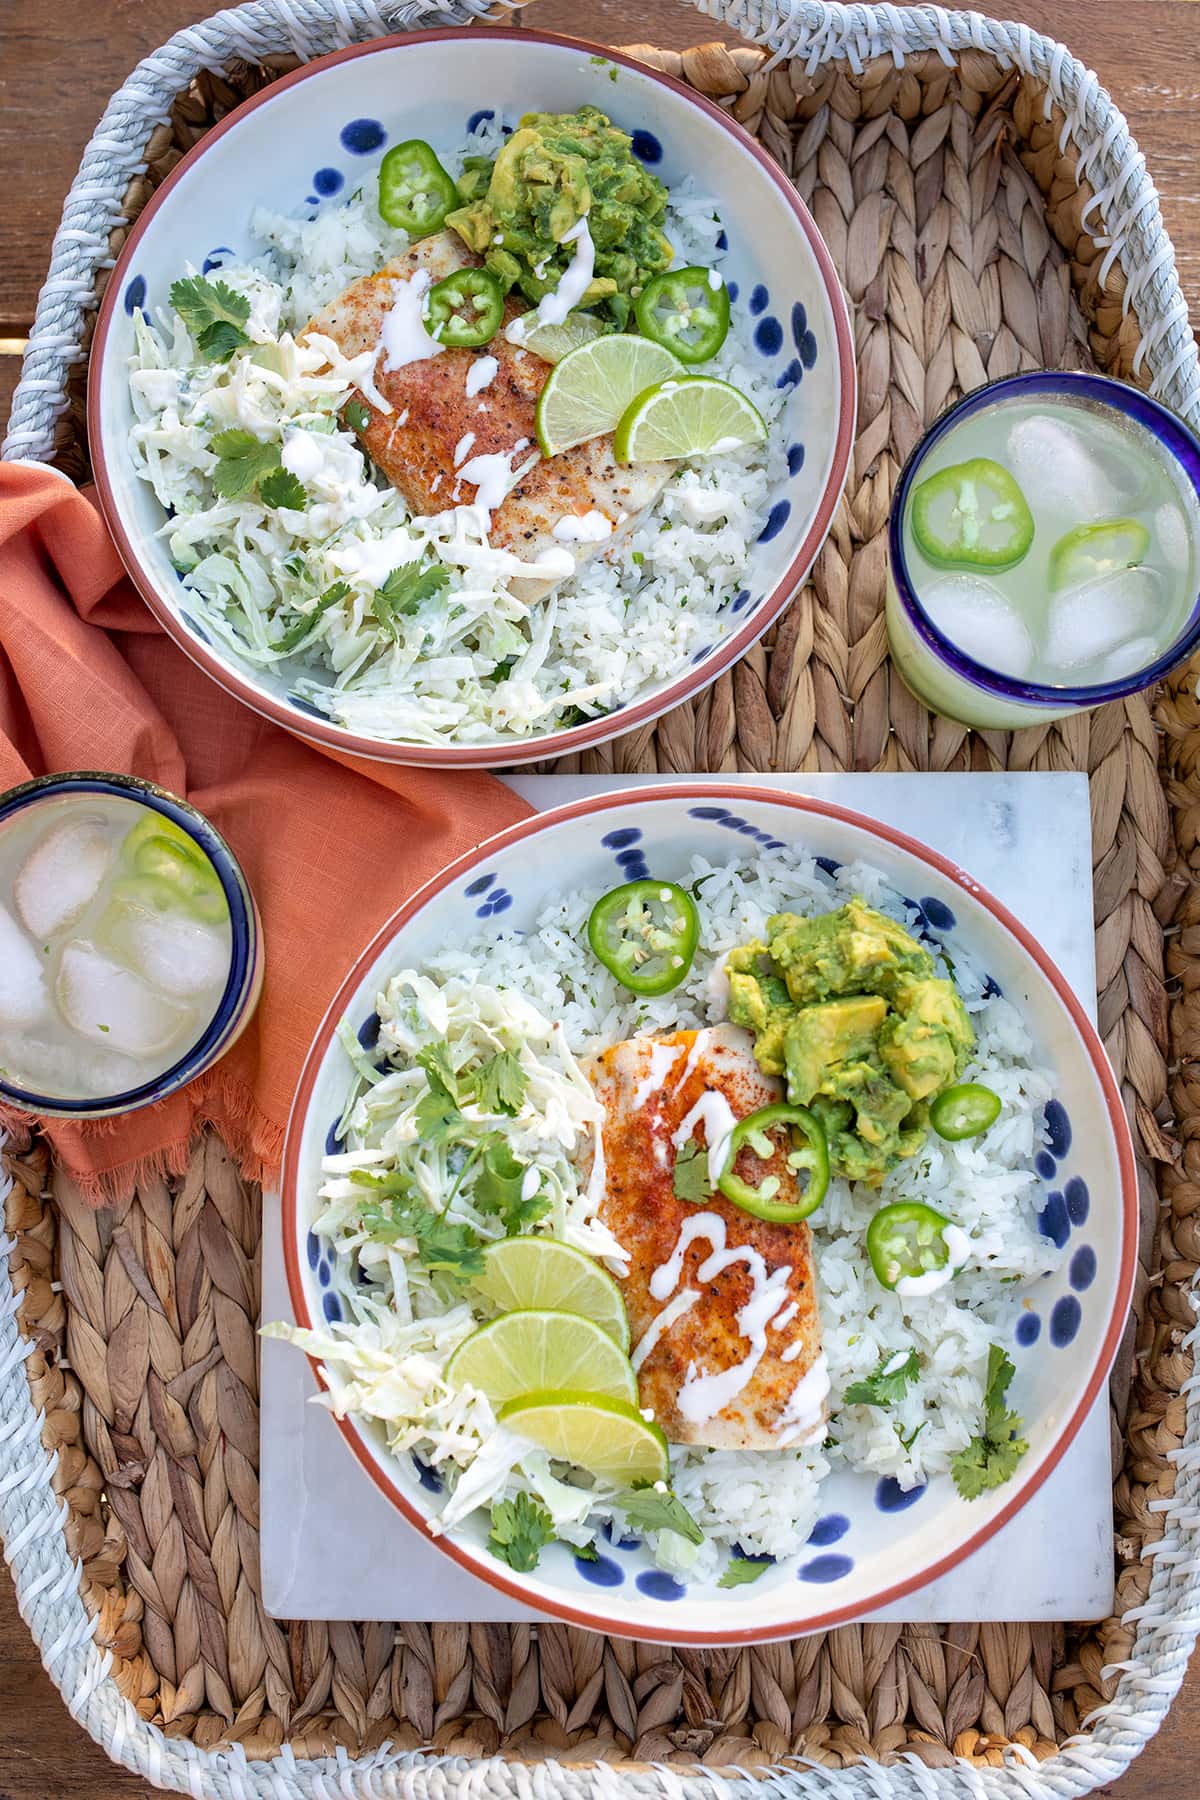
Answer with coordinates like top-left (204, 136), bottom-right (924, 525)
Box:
top-left (613, 375), bottom-right (767, 465)
top-left (520, 312), bottom-right (610, 365)
top-left (473, 1238), bottom-right (630, 1352)
top-left (1049, 518), bottom-right (1150, 590)
top-left (535, 335), bottom-right (682, 456)
top-left (446, 1311), bottom-right (637, 1407)
top-left (498, 1390), bottom-right (669, 1484)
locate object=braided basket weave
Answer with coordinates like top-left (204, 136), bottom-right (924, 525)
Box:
top-left (4, 2), bottom-right (1200, 1794)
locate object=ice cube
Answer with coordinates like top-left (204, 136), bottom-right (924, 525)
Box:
top-left (1044, 567), bottom-right (1158, 670)
top-left (14, 815), bottom-right (113, 939)
top-left (1006, 416), bottom-right (1126, 523)
top-left (1156, 499), bottom-right (1192, 570)
top-left (0, 903), bottom-right (47, 1027)
top-left (105, 901), bottom-right (228, 998)
top-left (920, 575), bottom-right (1036, 678)
top-left (0, 1032), bottom-right (142, 1100)
top-left (1100, 634), bottom-right (1160, 681)
top-left (55, 941), bottom-right (191, 1058)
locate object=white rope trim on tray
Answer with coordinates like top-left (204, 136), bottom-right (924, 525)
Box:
top-left (0, 0), bottom-right (1199, 1790)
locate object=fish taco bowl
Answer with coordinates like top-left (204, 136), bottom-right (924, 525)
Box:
top-left (279, 786), bottom-right (1135, 1642)
top-left (89, 28), bottom-right (854, 768)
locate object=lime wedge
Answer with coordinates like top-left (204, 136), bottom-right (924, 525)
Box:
top-left (1048, 518), bottom-right (1150, 590)
top-left (473, 1238), bottom-right (630, 1352)
top-left (535, 335), bottom-right (682, 456)
top-left (520, 312), bottom-right (610, 365)
top-left (446, 1311), bottom-right (637, 1407)
top-left (498, 1390), bottom-right (669, 1484)
top-left (613, 374), bottom-right (767, 465)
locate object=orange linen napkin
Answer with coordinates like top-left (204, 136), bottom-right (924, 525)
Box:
top-left (0, 461), bottom-right (532, 1202)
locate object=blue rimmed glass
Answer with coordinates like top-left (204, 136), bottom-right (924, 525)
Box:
top-left (886, 372), bottom-right (1200, 728)
top-left (0, 772), bottom-right (264, 1119)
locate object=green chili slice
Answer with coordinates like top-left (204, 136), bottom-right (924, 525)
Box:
top-left (929, 1082), bottom-right (1001, 1141)
top-left (867, 1201), bottom-right (953, 1291)
top-left (424, 267), bottom-right (505, 349)
top-left (586, 879), bottom-right (699, 996)
top-left (378, 139), bottom-right (459, 236)
top-left (910, 457), bottom-right (1035, 572)
top-left (718, 1102), bottom-right (829, 1222)
top-left (1048, 517), bottom-right (1150, 590)
top-left (634, 266), bottom-right (731, 365)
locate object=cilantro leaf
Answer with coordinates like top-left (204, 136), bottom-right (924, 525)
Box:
top-left (843, 1348), bottom-right (920, 1409)
top-left (488, 1494), bottom-right (554, 1573)
top-left (718, 1556), bottom-right (771, 1589)
top-left (617, 1484), bottom-right (703, 1546)
top-left (951, 1345), bottom-right (1029, 1500)
top-left (476, 1049), bottom-right (527, 1118)
top-left (209, 428), bottom-right (281, 500)
top-left (353, 1178), bottom-right (483, 1281)
top-left (269, 581), bottom-right (350, 654)
top-left (473, 1134), bottom-right (549, 1235)
top-left (345, 400), bottom-right (372, 432)
top-left (260, 467), bottom-right (307, 511)
top-left (372, 563), bottom-right (451, 643)
top-left (573, 1540), bottom-right (599, 1562)
top-left (417, 1041), bottom-right (463, 1105)
top-left (414, 1042), bottom-right (468, 1145)
top-left (170, 276), bottom-right (251, 361)
top-left (350, 1170), bottom-right (482, 1278)
top-left (672, 1138), bottom-right (713, 1205)
top-left (896, 1421), bottom-right (926, 1453)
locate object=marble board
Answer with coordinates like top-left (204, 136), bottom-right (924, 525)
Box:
top-left (260, 771), bottom-right (1113, 1626)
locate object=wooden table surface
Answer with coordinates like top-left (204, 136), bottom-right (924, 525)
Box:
top-left (1, 1), bottom-right (1198, 1794)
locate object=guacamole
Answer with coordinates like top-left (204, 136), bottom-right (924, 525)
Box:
top-left (726, 898), bottom-right (974, 1185)
top-left (446, 106), bottom-right (674, 328)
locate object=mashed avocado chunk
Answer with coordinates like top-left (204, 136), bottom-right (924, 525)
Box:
top-left (446, 106), bottom-right (674, 328)
top-left (727, 898), bottom-right (973, 1185)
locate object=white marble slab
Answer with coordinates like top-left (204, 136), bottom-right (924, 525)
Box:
top-left (261, 771), bottom-right (1113, 1625)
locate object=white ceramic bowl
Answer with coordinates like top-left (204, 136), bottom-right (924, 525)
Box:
top-left (282, 785), bottom-right (1136, 1644)
top-left (89, 27), bottom-right (855, 769)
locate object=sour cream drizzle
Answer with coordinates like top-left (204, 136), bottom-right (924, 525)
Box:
top-left (631, 1041), bottom-right (684, 1108)
top-left (465, 354), bottom-right (499, 398)
top-left (379, 269), bottom-right (445, 372)
top-left (632, 1287), bottom-right (699, 1372)
top-left (894, 1223), bottom-right (972, 1298)
top-left (649, 1212), bottom-right (796, 1427)
top-left (774, 1353), bottom-right (831, 1447)
top-left (672, 1089), bottom-right (739, 1189)
top-left (552, 510), bottom-right (613, 544)
top-left (506, 216), bottom-right (596, 345)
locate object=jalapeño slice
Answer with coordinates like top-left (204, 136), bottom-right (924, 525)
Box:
top-left (586, 879), bottom-right (699, 996)
top-left (910, 457), bottom-right (1034, 572)
top-left (866, 1201), bottom-right (954, 1291)
top-left (1048, 517), bottom-right (1150, 590)
top-left (717, 1102), bottom-right (829, 1222)
top-left (378, 139), bottom-right (458, 236)
top-left (929, 1082), bottom-right (1001, 1141)
top-left (634, 267), bottom-right (731, 365)
top-left (425, 267), bottom-right (505, 349)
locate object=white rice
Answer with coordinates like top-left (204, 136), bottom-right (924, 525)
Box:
top-left (425, 845), bottom-right (1059, 1573)
top-left (127, 117), bottom-right (787, 747)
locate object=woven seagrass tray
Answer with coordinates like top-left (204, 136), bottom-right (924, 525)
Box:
top-left (4, 4), bottom-right (1200, 1793)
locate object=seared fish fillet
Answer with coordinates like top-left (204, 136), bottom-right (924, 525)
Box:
top-left (584, 1024), bottom-right (828, 1451)
top-left (304, 231), bottom-right (670, 601)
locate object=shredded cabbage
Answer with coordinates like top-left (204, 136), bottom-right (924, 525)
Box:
top-left (265, 972), bottom-right (628, 1544)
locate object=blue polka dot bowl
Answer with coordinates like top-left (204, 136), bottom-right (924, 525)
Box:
top-left (283, 784), bottom-right (1136, 1644)
top-left (88, 28), bottom-right (854, 770)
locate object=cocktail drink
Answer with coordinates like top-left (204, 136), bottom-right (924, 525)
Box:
top-left (0, 774), bottom-right (262, 1116)
top-left (886, 373), bottom-right (1200, 728)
